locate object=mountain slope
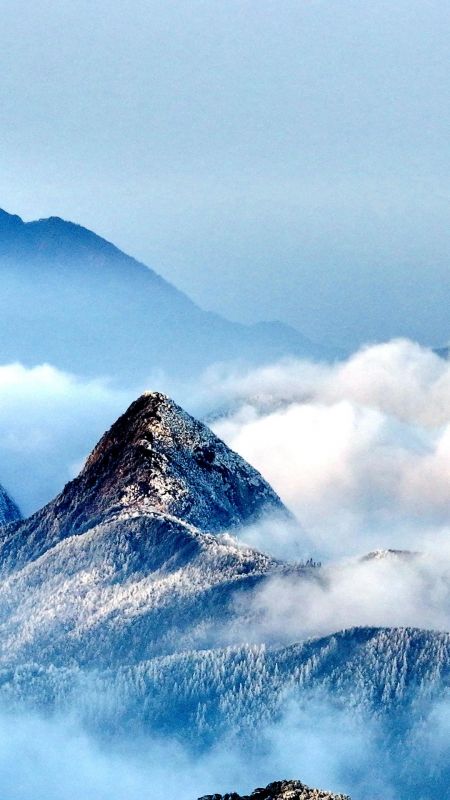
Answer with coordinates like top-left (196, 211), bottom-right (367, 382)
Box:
top-left (0, 484), bottom-right (21, 525)
top-left (67, 627), bottom-right (450, 738)
top-left (0, 392), bottom-right (287, 665)
top-left (0, 393), bottom-right (447, 799)
top-left (1, 627), bottom-right (448, 756)
top-left (0, 209), bottom-right (327, 381)
top-left (0, 392), bottom-right (285, 575)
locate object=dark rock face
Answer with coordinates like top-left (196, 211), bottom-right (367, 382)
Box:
top-left (198, 780), bottom-right (349, 800)
top-left (79, 392), bottom-right (286, 533)
top-left (0, 392), bottom-right (286, 575)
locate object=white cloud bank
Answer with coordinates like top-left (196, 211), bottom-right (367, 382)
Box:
top-left (2, 339), bottom-right (450, 566)
top-left (230, 544), bottom-right (450, 644)
top-left (210, 339), bottom-right (450, 558)
top-left (0, 694), bottom-right (446, 800)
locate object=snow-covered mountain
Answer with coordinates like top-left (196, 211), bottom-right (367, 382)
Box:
top-left (0, 391), bottom-right (285, 571)
top-left (0, 394), bottom-right (447, 797)
top-left (0, 483), bottom-right (21, 525)
top-left (0, 392), bottom-right (287, 666)
top-left (0, 209), bottom-right (327, 381)
top-left (3, 626), bottom-right (447, 739)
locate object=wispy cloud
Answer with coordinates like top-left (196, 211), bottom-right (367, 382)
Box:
top-left (1, 692), bottom-right (447, 800)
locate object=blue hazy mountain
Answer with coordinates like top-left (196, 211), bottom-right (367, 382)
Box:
top-left (0, 209), bottom-right (327, 381)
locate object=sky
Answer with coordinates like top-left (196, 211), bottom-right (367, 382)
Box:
top-left (1, 0), bottom-right (450, 348)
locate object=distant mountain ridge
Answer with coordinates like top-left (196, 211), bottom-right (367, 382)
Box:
top-left (0, 208), bottom-right (328, 381)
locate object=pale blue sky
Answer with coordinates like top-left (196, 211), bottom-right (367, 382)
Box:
top-left (1, 0), bottom-right (450, 348)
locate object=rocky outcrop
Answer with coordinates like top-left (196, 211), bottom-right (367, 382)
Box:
top-left (198, 779), bottom-right (349, 800)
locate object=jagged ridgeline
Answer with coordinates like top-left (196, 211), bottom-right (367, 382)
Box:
top-left (0, 393), bottom-right (448, 797)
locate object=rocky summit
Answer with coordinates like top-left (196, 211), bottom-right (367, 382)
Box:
top-left (0, 392), bottom-right (286, 575)
top-left (0, 393), bottom-right (285, 667)
top-left (198, 780), bottom-right (349, 800)
top-left (80, 391), bottom-right (286, 532)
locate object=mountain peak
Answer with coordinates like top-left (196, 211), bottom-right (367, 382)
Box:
top-left (0, 393), bottom-right (286, 573)
top-left (79, 391), bottom-right (285, 531)
top-left (360, 548), bottom-right (419, 562)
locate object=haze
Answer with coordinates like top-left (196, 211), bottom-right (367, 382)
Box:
top-left (1, 0), bottom-right (449, 348)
